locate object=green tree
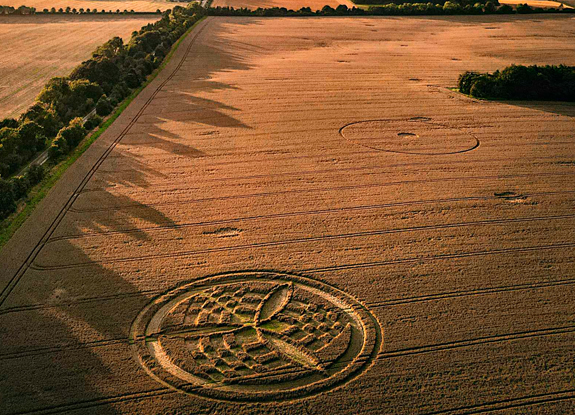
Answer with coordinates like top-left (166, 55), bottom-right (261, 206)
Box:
top-left (0, 178), bottom-right (16, 218)
top-left (96, 95), bottom-right (113, 116)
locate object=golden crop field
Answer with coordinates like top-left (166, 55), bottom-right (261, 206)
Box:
top-left (1, 13), bottom-right (574, 415)
top-left (0, 0), bottom-right (190, 13)
top-left (0, 14), bottom-right (161, 119)
top-left (499, 0), bottom-right (572, 8)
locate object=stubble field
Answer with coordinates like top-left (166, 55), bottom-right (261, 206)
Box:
top-left (498, 0), bottom-right (572, 8)
top-left (0, 14), bottom-right (160, 119)
top-left (1, 0), bottom-right (190, 13)
top-left (1, 14), bottom-right (574, 415)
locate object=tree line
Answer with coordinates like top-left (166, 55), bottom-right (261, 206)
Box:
top-left (0, 5), bottom-right (35, 14)
top-left (459, 65), bottom-right (575, 101)
top-left (358, 0), bottom-right (496, 6)
top-left (0, 5), bottom-right (161, 14)
top-left (0, 4), bottom-right (206, 220)
top-left (208, 3), bottom-right (574, 15)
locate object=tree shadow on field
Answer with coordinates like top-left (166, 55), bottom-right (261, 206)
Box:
top-left (131, 18), bottom-right (259, 150)
top-left (405, 13), bottom-right (575, 25)
top-left (0, 18), bottom-right (271, 414)
top-left (0, 226), bottom-right (175, 414)
top-left (503, 100), bottom-right (575, 119)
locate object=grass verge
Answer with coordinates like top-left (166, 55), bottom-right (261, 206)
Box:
top-left (0, 16), bottom-right (205, 250)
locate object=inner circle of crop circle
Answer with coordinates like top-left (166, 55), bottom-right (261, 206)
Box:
top-left (130, 271), bottom-right (382, 402)
top-left (340, 118), bottom-right (479, 155)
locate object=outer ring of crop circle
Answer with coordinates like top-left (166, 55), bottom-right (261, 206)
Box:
top-left (339, 118), bottom-right (480, 155)
top-left (130, 270), bottom-right (382, 402)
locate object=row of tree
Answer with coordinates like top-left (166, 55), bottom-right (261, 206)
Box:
top-left (0, 5), bottom-right (163, 14)
top-left (0, 5), bottom-right (35, 14)
top-left (41, 8), bottom-right (144, 14)
top-left (208, 3), bottom-right (574, 15)
top-left (459, 65), bottom-right (575, 101)
top-left (0, 4), bottom-right (206, 221)
top-left (358, 0), bottom-right (496, 6)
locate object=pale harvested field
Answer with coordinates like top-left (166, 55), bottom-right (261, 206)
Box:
top-left (1, 0), bottom-right (189, 13)
top-left (211, 0), bottom-right (354, 11)
top-left (1, 14), bottom-right (575, 415)
top-left (499, 0), bottom-right (572, 8)
top-left (0, 15), bottom-right (160, 119)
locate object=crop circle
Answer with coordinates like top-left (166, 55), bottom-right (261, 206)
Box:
top-left (130, 271), bottom-right (381, 402)
top-left (340, 118), bottom-right (479, 155)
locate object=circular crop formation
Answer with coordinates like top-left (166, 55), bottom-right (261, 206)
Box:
top-left (340, 118), bottom-right (479, 155)
top-left (130, 271), bottom-right (381, 402)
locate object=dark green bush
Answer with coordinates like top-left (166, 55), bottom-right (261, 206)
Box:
top-left (11, 175), bottom-right (30, 200)
top-left (0, 121), bottom-right (46, 178)
top-left (48, 135), bottom-right (69, 159)
top-left (96, 95), bottom-right (114, 116)
top-left (20, 103), bottom-right (62, 137)
top-left (84, 115), bottom-right (103, 131)
top-left (0, 178), bottom-right (16, 217)
top-left (459, 65), bottom-right (575, 101)
top-left (27, 164), bottom-right (45, 185)
top-left (0, 118), bottom-right (19, 129)
top-left (48, 118), bottom-right (86, 159)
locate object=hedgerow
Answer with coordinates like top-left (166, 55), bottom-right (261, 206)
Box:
top-left (459, 65), bottom-right (575, 100)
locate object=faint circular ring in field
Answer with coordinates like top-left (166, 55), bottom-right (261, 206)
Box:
top-left (340, 118), bottom-right (479, 155)
top-left (130, 271), bottom-right (381, 402)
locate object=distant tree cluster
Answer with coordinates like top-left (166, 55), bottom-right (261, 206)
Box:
top-left (0, 5), bottom-right (161, 14)
top-left (0, 5), bottom-right (35, 14)
top-left (208, 3), bottom-right (574, 15)
top-left (40, 7), bottom-right (142, 14)
top-left (459, 65), bottom-right (575, 101)
top-left (0, 4), bottom-right (206, 221)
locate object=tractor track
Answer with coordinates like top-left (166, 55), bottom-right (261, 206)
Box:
top-left (67, 171), bottom-right (575, 213)
top-left (31, 214), bottom-right (575, 270)
top-left (49, 190), bottom-right (575, 242)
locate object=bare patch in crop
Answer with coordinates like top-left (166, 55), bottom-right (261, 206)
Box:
top-left (494, 191), bottom-right (529, 203)
top-left (202, 227), bottom-right (243, 238)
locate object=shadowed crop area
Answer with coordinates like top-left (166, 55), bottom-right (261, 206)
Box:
top-left (0, 14), bottom-right (574, 414)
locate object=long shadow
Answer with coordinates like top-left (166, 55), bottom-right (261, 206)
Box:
top-left (501, 100), bottom-right (575, 118)
top-left (391, 13), bottom-right (575, 24)
top-left (0, 17), bottom-right (267, 414)
top-left (0, 238), bottom-right (157, 414)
